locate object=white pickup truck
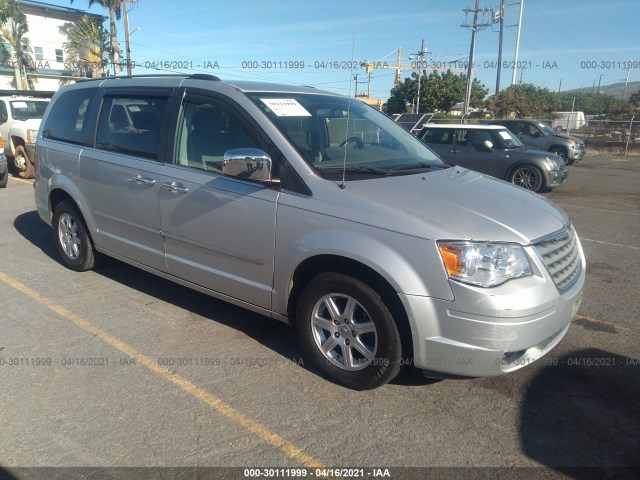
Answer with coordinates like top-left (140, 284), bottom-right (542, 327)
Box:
top-left (0, 92), bottom-right (51, 178)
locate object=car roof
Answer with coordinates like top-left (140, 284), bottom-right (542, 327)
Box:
top-left (67, 74), bottom-right (337, 96)
top-left (422, 124), bottom-right (507, 130)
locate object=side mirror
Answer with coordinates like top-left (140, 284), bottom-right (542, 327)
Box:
top-left (483, 140), bottom-right (494, 151)
top-left (532, 130), bottom-right (542, 138)
top-left (222, 148), bottom-right (276, 183)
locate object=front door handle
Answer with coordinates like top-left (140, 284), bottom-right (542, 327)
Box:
top-left (131, 175), bottom-right (156, 186)
top-left (449, 149), bottom-right (458, 154)
top-left (163, 182), bottom-right (189, 193)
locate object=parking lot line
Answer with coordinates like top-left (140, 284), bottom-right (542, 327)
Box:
top-left (574, 314), bottom-right (630, 332)
top-left (9, 177), bottom-right (33, 185)
top-left (0, 271), bottom-right (325, 470)
top-left (556, 203), bottom-right (640, 216)
top-left (580, 238), bottom-right (640, 250)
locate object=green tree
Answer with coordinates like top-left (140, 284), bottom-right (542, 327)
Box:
top-left (485, 83), bottom-right (555, 117)
top-left (386, 70), bottom-right (488, 115)
top-left (70, 0), bottom-right (123, 75)
top-left (628, 88), bottom-right (640, 109)
top-left (60, 15), bottom-right (108, 84)
top-left (0, 0), bottom-right (35, 90)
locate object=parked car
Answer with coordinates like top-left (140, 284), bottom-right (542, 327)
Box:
top-left (0, 94), bottom-right (50, 178)
top-left (487, 119), bottom-right (586, 165)
top-left (417, 124), bottom-right (567, 192)
top-left (0, 134), bottom-right (7, 188)
top-left (34, 75), bottom-right (585, 389)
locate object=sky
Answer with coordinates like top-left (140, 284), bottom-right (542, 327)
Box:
top-left (43, 0), bottom-right (640, 100)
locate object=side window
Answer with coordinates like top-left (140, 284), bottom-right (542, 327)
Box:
top-left (175, 100), bottom-right (260, 172)
top-left (452, 129), bottom-right (470, 146)
top-left (96, 96), bottom-right (168, 160)
top-left (422, 129), bottom-right (453, 145)
top-left (470, 129), bottom-right (493, 148)
top-left (41, 88), bottom-right (96, 145)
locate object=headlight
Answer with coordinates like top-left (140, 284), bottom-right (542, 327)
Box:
top-left (437, 241), bottom-right (532, 287)
top-left (567, 140), bottom-right (576, 148)
top-left (27, 129), bottom-right (38, 144)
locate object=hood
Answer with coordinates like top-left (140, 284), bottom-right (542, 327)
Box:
top-left (519, 147), bottom-right (564, 168)
top-left (551, 132), bottom-right (584, 145)
top-left (11, 118), bottom-right (42, 130)
top-left (346, 167), bottom-right (568, 244)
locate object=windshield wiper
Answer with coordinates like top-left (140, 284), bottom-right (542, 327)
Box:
top-left (388, 162), bottom-right (449, 172)
top-left (316, 166), bottom-right (390, 175)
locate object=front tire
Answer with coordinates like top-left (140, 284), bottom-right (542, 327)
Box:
top-left (296, 273), bottom-right (402, 390)
top-left (549, 147), bottom-right (569, 166)
top-left (52, 199), bottom-right (97, 271)
top-left (510, 165), bottom-right (544, 192)
top-left (13, 145), bottom-right (33, 179)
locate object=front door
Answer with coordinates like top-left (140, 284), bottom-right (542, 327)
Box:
top-left (158, 92), bottom-right (279, 310)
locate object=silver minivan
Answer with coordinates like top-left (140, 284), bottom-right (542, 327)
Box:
top-left (33, 75), bottom-right (585, 389)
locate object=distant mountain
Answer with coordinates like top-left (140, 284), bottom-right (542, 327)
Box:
top-left (566, 81), bottom-right (640, 101)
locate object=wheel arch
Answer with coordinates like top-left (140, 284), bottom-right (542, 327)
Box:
top-left (287, 254), bottom-right (414, 362)
top-left (47, 185), bottom-right (98, 243)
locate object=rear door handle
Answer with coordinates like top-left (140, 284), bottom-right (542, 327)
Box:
top-left (449, 149), bottom-right (458, 154)
top-left (163, 182), bottom-right (189, 193)
top-left (131, 175), bottom-right (156, 186)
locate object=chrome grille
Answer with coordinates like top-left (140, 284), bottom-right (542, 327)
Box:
top-left (534, 226), bottom-right (582, 292)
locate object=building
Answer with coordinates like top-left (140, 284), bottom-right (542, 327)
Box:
top-left (0, 0), bottom-right (105, 91)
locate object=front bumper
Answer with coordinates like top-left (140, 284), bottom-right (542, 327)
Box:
top-left (545, 166), bottom-right (568, 188)
top-left (567, 144), bottom-right (586, 161)
top-left (401, 242), bottom-right (585, 377)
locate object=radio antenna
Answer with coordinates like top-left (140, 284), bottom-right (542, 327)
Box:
top-left (340, 18), bottom-right (357, 190)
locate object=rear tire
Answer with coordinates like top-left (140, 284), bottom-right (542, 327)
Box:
top-left (296, 272), bottom-right (402, 390)
top-left (13, 145), bottom-right (33, 179)
top-left (52, 199), bottom-right (98, 271)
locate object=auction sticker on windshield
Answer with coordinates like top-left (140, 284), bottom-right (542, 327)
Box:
top-left (261, 98), bottom-right (311, 117)
top-left (498, 131), bottom-right (512, 140)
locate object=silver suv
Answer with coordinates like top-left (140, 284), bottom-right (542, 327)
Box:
top-left (34, 75), bottom-right (585, 389)
top-left (488, 119), bottom-right (586, 165)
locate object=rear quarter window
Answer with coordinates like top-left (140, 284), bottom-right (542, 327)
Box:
top-left (41, 88), bottom-right (97, 145)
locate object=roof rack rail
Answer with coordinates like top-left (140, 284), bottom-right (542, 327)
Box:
top-left (189, 73), bottom-right (220, 81)
top-left (78, 73), bottom-right (221, 83)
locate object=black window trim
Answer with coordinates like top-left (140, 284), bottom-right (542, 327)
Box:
top-left (166, 87), bottom-right (311, 196)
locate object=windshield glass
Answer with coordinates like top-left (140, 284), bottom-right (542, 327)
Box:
top-left (10, 100), bottom-right (49, 121)
top-left (247, 93), bottom-right (446, 178)
top-left (536, 122), bottom-right (555, 134)
top-left (493, 128), bottom-right (524, 148)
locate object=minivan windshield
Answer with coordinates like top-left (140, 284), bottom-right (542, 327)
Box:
top-left (247, 93), bottom-right (446, 178)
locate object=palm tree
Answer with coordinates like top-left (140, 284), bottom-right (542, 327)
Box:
top-left (0, 16), bottom-right (36, 90)
top-left (60, 15), bottom-right (108, 83)
top-left (70, 0), bottom-right (123, 75)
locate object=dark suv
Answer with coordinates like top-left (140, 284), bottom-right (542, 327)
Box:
top-left (418, 124), bottom-right (567, 192)
top-left (487, 119), bottom-right (585, 165)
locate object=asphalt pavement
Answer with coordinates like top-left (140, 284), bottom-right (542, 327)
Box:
top-left (0, 156), bottom-right (638, 480)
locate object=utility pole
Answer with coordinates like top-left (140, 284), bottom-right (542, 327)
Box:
top-left (462, 1), bottom-right (492, 116)
top-left (511, 0), bottom-right (524, 85)
top-left (622, 66), bottom-right (631, 100)
top-left (123, 0), bottom-right (131, 75)
top-left (495, 0), bottom-right (505, 94)
top-left (409, 39), bottom-right (429, 114)
top-left (597, 74), bottom-right (603, 95)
